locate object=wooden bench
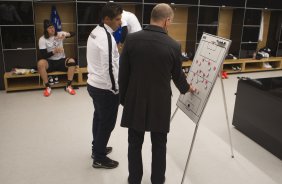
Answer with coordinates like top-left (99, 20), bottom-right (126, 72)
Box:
top-left (4, 67), bottom-right (88, 92)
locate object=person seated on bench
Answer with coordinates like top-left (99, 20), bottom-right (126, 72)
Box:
top-left (37, 19), bottom-right (76, 97)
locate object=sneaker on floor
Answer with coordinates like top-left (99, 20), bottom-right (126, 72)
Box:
top-left (221, 72), bottom-right (226, 79)
top-left (65, 86), bottom-right (76, 95)
top-left (222, 71), bottom-right (228, 79)
top-left (91, 147), bottom-right (113, 159)
top-left (221, 71), bottom-right (227, 79)
top-left (43, 87), bottom-right (51, 97)
top-left (92, 157), bottom-right (119, 169)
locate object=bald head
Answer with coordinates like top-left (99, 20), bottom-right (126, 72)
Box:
top-left (150, 3), bottom-right (174, 23)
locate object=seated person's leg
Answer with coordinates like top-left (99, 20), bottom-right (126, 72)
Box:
top-left (65, 58), bottom-right (77, 95)
top-left (50, 58), bottom-right (76, 95)
top-left (65, 58), bottom-right (76, 82)
top-left (37, 59), bottom-right (49, 84)
top-left (37, 59), bottom-right (52, 97)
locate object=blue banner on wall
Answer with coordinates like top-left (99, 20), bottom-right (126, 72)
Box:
top-left (50, 5), bottom-right (62, 32)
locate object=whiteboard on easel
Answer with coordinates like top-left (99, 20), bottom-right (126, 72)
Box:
top-left (176, 33), bottom-right (231, 124)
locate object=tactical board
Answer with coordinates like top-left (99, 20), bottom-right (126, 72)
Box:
top-left (176, 33), bottom-right (231, 123)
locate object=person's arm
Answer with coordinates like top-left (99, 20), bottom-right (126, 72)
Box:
top-left (39, 49), bottom-right (54, 59)
top-left (171, 44), bottom-right (190, 94)
top-left (66, 31), bottom-right (75, 38)
top-left (39, 47), bottom-right (64, 59)
top-left (120, 26), bottom-right (128, 44)
top-left (38, 37), bottom-right (54, 59)
top-left (118, 38), bottom-right (130, 106)
top-left (56, 31), bottom-right (76, 40)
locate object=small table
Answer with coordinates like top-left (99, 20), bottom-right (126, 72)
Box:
top-left (232, 77), bottom-right (282, 159)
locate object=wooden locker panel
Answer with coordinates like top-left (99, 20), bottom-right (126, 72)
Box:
top-left (168, 6), bottom-right (188, 52)
top-left (34, 3), bottom-right (76, 24)
top-left (218, 8), bottom-right (233, 39)
top-left (257, 10), bottom-right (271, 50)
top-left (63, 44), bottom-right (77, 59)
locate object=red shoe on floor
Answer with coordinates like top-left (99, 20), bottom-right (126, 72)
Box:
top-left (43, 87), bottom-right (51, 97)
top-left (221, 71), bottom-right (228, 79)
top-left (65, 86), bottom-right (76, 95)
top-left (221, 71), bottom-right (226, 79)
top-left (223, 71), bottom-right (228, 79)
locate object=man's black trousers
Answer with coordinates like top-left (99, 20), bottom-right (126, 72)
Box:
top-left (87, 84), bottom-right (119, 161)
top-left (128, 128), bottom-right (167, 184)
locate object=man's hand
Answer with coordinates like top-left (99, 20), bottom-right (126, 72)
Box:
top-left (53, 47), bottom-right (64, 54)
top-left (188, 85), bottom-right (196, 94)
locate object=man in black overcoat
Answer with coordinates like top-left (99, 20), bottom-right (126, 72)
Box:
top-left (119, 3), bottom-right (196, 184)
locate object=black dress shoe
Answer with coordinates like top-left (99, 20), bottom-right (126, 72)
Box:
top-left (92, 157), bottom-right (119, 169)
top-left (91, 147), bottom-right (113, 159)
top-left (105, 147), bottom-right (113, 154)
top-left (128, 177), bottom-right (141, 184)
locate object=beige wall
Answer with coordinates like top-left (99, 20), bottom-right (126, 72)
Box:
top-left (218, 8), bottom-right (233, 39)
top-left (168, 7), bottom-right (188, 52)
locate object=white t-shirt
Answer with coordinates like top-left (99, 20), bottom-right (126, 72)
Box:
top-left (122, 10), bottom-right (142, 33)
top-left (87, 24), bottom-right (119, 93)
top-left (38, 31), bottom-right (68, 60)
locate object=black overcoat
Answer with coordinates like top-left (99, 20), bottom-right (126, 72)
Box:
top-left (119, 25), bottom-right (189, 133)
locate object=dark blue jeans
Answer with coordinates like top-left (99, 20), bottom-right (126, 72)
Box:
top-left (87, 84), bottom-right (119, 161)
top-left (128, 128), bottom-right (167, 184)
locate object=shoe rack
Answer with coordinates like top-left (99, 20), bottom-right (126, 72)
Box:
top-left (223, 57), bottom-right (282, 73)
top-left (4, 67), bottom-right (86, 92)
top-left (182, 57), bottom-right (282, 74)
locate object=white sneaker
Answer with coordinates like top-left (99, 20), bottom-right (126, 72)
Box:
top-left (54, 76), bottom-right (59, 84)
top-left (266, 62), bottom-right (272, 68)
top-left (48, 76), bottom-right (54, 85)
top-left (231, 65), bottom-right (237, 71)
top-left (263, 62), bottom-right (272, 69)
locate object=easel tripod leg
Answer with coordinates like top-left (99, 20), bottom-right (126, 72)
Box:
top-left (180, 124), bottom-right (200, 184)
top-left (219, 75), bottom-right (235, 158)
